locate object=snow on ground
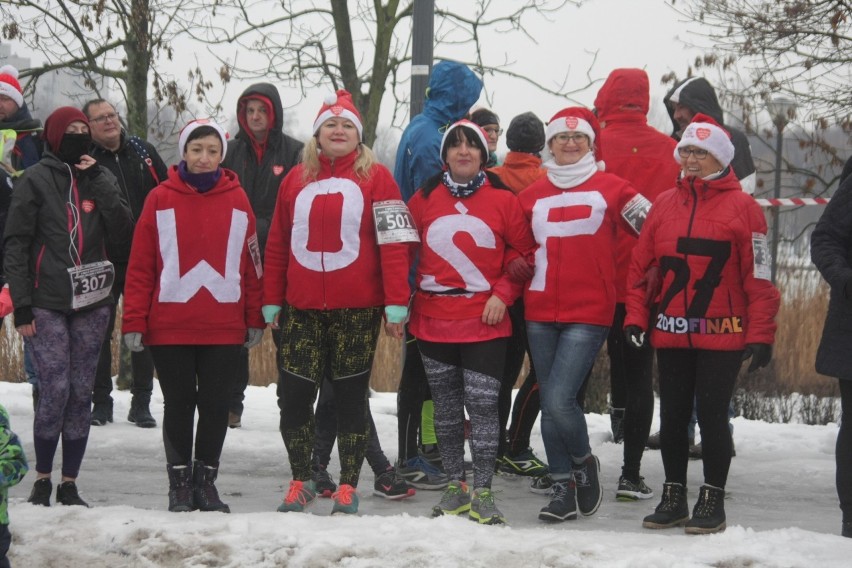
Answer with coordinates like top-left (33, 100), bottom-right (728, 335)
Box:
top-left (2, 380), bottom-right (850, 567)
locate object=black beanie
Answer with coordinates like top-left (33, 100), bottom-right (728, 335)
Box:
top-left (506, 112), bottom-right (545, 154)
top-left (470, 108), bottom-right (500, 128)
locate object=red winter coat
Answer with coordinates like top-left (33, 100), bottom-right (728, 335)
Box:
top-left (519, 170), bottom-right (641, 326)
top-left (407, 180), bottom-right (536, 329)
top-left (594, 69), bottom-right (681, 301)
top-left (122, 166), bottom-right (264, 345)
top-left (624, 170), bottom-right (780, 350)
top-left (263, 151), bottom-right (410, 310)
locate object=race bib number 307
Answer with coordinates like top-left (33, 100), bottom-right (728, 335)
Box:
top-left (68, 260), bottom-right (115, 309)
top-left (373, 200), bottom-right (420, 244)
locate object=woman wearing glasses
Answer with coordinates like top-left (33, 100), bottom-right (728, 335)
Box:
top-left (624, 114), bottom-right (779, 534)
top-left (516, 107), bottom-right (648, 523)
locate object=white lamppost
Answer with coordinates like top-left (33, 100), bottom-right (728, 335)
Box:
top-left (767, 95), bottom-right (797, 284)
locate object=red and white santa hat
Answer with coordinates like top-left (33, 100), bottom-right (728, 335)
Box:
top-left (178, 118), bottom-right (229, 160)
top-left (440, 119), bottom-right (490, 165)
top-left (674, 113), bottom-right (734, 167)
top-left (0, 65), bottom-right (24, 109)
top-left (313, 90), bottom-right (363, 140)
top-left (545, 106), bottom-right (604, 167)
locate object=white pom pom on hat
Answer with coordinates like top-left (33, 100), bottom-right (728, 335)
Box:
top-left (313, 89), bottom-right (363, 139)
top-left (0, 65), bottom-right (24, 109)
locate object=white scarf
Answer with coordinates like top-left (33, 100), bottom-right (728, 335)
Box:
top-left (544, 152), bottom-right (598, 189)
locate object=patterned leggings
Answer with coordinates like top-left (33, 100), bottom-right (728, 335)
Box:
top-left (418, 337), bottom-right (505, 490)
top-left (29, 306), bottom-right (110, 478)
top-left (278, 306), bottom-right (382, 487)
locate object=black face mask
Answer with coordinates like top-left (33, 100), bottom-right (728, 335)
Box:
top-left (56, 133), bottom-right (92, 165)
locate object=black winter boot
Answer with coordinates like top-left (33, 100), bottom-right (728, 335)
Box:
top-left (91, 400), bottom-right (113, 426)
top-left (685, 484), bottom-right (726, 534)
top-left (842, 521), bottom-right (852, 538)
top-left (27, 478), bottom-right (51, 507)
top-left (56, 481), bottom-right (90, 507)
top-left (128, 395), bottom-right (157, 428)
top-left (642, 482), bottom-right (689, 529)
top-left (167, 463), bottom-right (195, 512)
top-left (192, 460), bottom-right (230, 513)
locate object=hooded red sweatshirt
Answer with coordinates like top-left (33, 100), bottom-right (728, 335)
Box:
top-left (122, 166), bottom-right (264, 345)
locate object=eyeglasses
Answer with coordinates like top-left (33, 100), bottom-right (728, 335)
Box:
top-left (90, 112), bottom-right (120, 125)
top-left (482, 127), bottom-right (503, 136)
top-left (677, 147), bottom-right (709, 160)
top-left (552, 133), bottom-right (588, 144)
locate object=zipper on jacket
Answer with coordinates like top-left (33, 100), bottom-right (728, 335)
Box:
top-left (114, 153), bottom-right (136, 221)
top-left (34, 244), bottom-right (46, 289)
top-left (683, 179), bottom-right (700, 348)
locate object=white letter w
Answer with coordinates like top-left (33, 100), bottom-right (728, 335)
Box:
top-left (156, 208), bottom-right (247, 303)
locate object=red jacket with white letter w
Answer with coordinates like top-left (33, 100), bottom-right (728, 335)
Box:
top-left (263, 151), bottom-right (410, 310)
top-left (519, 171), bottom-right (640, 326)
top-left (122, 166), bottom-right (264, 345)
top-left (624, 170), bottom-right (780, 350)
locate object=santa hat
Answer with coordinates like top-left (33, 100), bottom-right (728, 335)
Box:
top-left (43, 107), bottom-right (89, 152)
top-left (313, 90), bottom-right (363, 140)
top-left (545, 106), bottom-right (604, 166)
top-left (0, 65), bottom-right (23, 109)
top-left (178, 118), bottom-right (229, 160)
top-left (675, 113), bottom-right (734, 167)
top-left (440, 119), bottom-right (490, 166)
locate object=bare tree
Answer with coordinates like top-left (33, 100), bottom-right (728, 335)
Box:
top-left (670, 0), bottom-right (851, 128)
top-left (0, 0), bottom-right (227, 138)
top-left (181, 0), bottom-right (590, 146)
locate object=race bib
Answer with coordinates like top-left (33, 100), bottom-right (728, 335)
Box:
top-left (247, 233), bottom-right (263, 279)
top-left (372, 200), bottom-right (420, 244)
top-left (621, 194), bottom-right (652, 235)
top-left (752, 233), bottom-right (772, 280)
top-left (67, 260), bottom-right (115, 309)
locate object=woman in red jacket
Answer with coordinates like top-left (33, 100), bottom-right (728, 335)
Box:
top-left (263, 91), bottom-right (411, 516)
top-left (407, 120), bottom-right (535, 525)
top-left (518, 107), bottom-right (647, 523)
top-left (624, 114), bottom-right (780, 534)
top-left (122, 119), bottom-right (265, 514)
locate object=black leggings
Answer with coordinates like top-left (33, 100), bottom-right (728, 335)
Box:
top-left (657, 348), bottom-right (741, 488)
top-left (607, 303), bottom-right (654, 479)
top-left (150, 344), bottom-right (241, 466)
top-left (278, 306), bottom-right (381, 487)
top-left (418, 337), bottom-right (505, 489)
top-left (396, 330), bottom-right (432, 461)
top-left (838, 379), bottom-right (852, 522)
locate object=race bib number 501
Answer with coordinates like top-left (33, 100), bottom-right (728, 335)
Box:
top-left (373, 200), bottom-right (420, 244)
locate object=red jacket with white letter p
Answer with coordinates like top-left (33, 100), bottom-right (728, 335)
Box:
top-left (122, 166), bottom-right (264, 345)
top-left (519, 171), bottom-right (641, 326)
top-left (263, 151), bottom-right (410, 310)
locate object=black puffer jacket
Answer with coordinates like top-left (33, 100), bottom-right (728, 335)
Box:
top-left (222, 83), bottom-right (303, 257)
top-left (3, 153), bottom-right (133, 321)
top-left (812, 172), bottom-right (852, 380)
top-left (89, 131), bottom-right (168, 273)
top-left (664, 77), bottom-right (756, 193)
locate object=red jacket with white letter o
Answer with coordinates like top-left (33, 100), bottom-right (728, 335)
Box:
top-left (519, 171), bottom-right (640, 326)
top-left (624, 169), bottom-right (780, 350)
top-left (122, 166), bottom-right (264, 345)
top-left (263, 151), bottom-right (410, 310)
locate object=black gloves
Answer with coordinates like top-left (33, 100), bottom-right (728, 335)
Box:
top-left (742, 343), bottom-right (772, 373)
top-left (624, 325), bottom-right (645, 349)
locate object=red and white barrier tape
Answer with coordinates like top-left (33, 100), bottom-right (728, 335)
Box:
top-left (754, 197), bottom-right (830, 207)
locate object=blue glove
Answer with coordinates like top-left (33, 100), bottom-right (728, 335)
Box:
top-left (244, 328), bottom-right (264, 349)
top-left (385, 305), bottom-right (408, 324)
top-left (124, 332), bottom-right (144, 352)
top-left (262, 305), bottom-right (282, 324)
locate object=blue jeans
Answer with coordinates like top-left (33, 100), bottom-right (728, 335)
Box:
top-left (526, 322), bottom-right (608, 477)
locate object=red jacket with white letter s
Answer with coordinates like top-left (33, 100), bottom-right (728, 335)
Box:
top-left (122, 166), bottom-right (264, 345)
top-left (519, 171), bottom-right (640, 326)
top-left (624, 170), bottom-right (780, 350)
top-left (263, 151), bottom-right (410, 310)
